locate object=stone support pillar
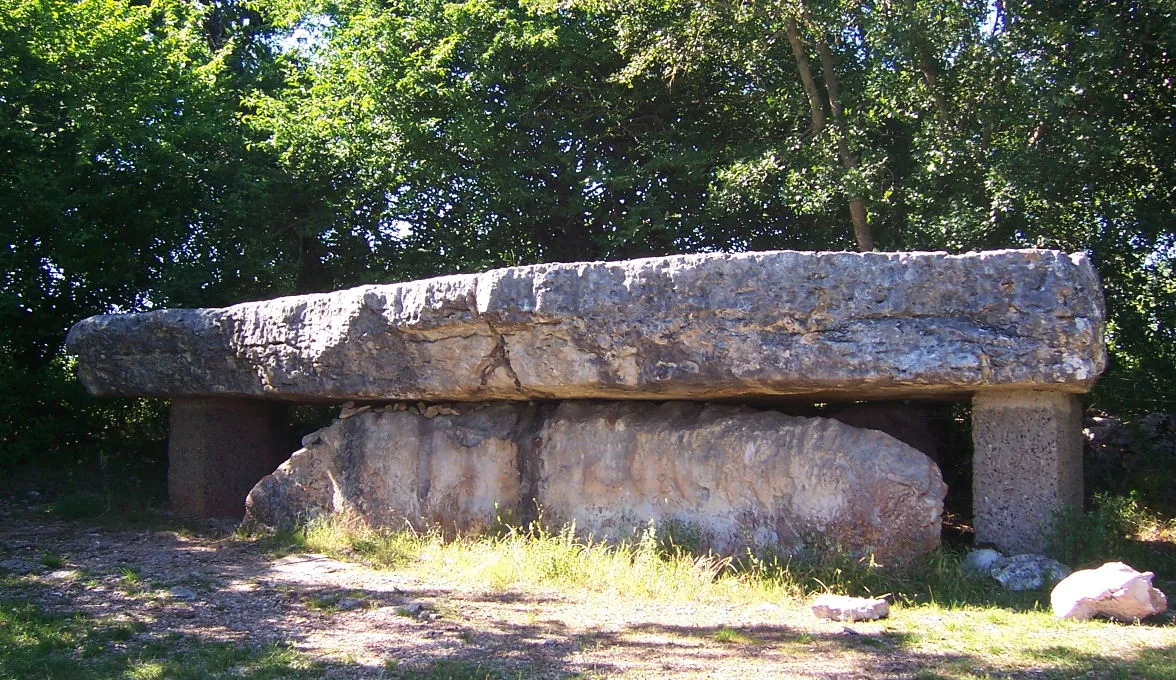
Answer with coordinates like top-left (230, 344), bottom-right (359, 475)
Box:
top-left (972, 391), bottom-right (1083, 554)
top-left (168, 398), bottom-right (292, 518)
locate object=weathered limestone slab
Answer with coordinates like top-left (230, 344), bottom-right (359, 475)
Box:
top-left (972, 391), bottom-right (1084, 554)
top-left (168, 398), bottom-right (291, 518)
top-left (248, 403), bottom-right (526, 530)
top-left (66, 250), bottom-right (1105, 402)
top-left (245, 401), bottom-right (947, 563)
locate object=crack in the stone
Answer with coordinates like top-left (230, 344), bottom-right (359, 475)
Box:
top-left (468, 277), bottom-right (525, 392)
top-left (476, 330), bottom-right (523, 391)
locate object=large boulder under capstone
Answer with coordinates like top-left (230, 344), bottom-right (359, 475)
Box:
top-left (245, 401), bottom-right (947, 563)
top-left (66, 249), bottom-right (1105, 402)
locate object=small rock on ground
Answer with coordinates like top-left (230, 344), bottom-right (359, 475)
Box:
top-left (811, 595), bottom-right (890, 622)
top-left (990, 554), bottom-right (1070, 591)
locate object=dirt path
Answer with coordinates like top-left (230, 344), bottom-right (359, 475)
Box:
top-left (2, 498), bottom-right (1173, 679)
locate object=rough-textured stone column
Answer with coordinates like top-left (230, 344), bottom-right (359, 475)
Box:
top-left (168, 398), bottom-right (291, 518)
top-left (972, 391), bottom-right (1083, 553)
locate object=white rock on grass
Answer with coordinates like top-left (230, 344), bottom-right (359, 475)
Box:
top-left (990, 554), bottom-right (1071, 591)
top-left (1051, 562), bottom-right (1168, 622)
top-left (811, 594), bottom-right (890, 622)
top-left (963, 548), bottom-right (1003, 575)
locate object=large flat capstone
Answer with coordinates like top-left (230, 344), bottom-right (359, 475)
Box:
top-left (245, 401), bottom-right (947, 562)
top-left (66, 249), bottom-right (1105, 402)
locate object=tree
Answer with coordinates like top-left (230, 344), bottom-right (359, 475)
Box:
top-left (0, 0), bottom-right (330, 471)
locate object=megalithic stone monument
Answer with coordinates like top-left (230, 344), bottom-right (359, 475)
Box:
top-left (66, 249), bottom-right (1106, 557)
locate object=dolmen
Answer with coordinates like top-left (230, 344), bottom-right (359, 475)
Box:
top-left (66, 250), bottom-right (1106, 562)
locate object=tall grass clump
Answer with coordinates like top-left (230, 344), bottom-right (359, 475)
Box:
top-left (253, 513), bottom-right (1039, 607)
top-left (1047, 492), bottom-right (1176, 573)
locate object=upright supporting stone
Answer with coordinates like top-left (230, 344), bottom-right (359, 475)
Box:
top-left (972, 391), bottom-right (1083, 553)
top-left (168, 398), bottom-right (291, 518)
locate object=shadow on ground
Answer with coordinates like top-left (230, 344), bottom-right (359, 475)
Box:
top-left (1, 495), bottom-right (1174, 680)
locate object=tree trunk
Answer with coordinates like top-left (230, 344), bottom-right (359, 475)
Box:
top-left (784, 17), bottom-right (825, 137)
top-left (849, 198), bottom-right (873, 252)
top-left (814, 34), bottom-right (875, 251)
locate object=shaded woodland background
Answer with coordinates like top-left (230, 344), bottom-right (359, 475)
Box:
top-left (1, 0), bottom-right (1173, 519)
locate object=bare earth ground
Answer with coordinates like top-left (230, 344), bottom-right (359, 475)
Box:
top-left (2, 497), bottom-right (1174, 679)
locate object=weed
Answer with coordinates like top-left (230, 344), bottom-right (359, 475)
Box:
top-left (116, 565), bottom-right (147, 595)
top-left (714, 626), bottom-right (754, 644)
top-left (38, 550), bottom-right (65, 569)
top-left (119, 565), bottom-right (141, 583)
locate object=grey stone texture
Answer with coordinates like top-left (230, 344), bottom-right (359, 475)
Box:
top-left (245, 401), bottom-right (947, 563)
top-left (811, 594), bottom-right (891, 621)
top-left (972, 390), bottom-right (1084, 554)
top-left (988, 553), bottom-right (1071, 591)
top-left (67, 249), bottom-right (1106, 403)
top-left (248, 402), bottom-right (525, 532)
top-left (168, 398), bottom-right (291, 518)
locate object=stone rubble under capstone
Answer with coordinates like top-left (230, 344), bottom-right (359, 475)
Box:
top-left (244, 401), bottom-right (947, 564)
top-left (965, 550), bottom-right (1072, 591)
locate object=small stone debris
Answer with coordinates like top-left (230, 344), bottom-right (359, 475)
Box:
top-left (811, 594), bottom-right (890, 622)
top-left (168, 585), bottom-right (198, 600)
top-left (337, 597), bottom-right (363, 611)
top-left (339, 402), bottom-right (372, 419)
top-left (963, 548), bottom-right (1003, 575)
top-left (989, 554), bottom-right (1071, 592)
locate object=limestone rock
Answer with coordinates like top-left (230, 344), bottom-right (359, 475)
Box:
top-left (67, 250), bottom-right (1106, 402)
top-left (1051, 562), bottom-right (1168, 621)
top-left (534, 401), bottom-right (946, 562)
top-left (245, 401), bottom-right (947, 563)
top-left (990, 554), bottom-right (1071, 591)
top-left (811, 594), bottom-right (890, 622)
top-left (168, 586), bottom-right (197, 601)
top-left (963, 548), bottom-right (1003, 575)
top-left (246, 403), bottom-right (525, 532)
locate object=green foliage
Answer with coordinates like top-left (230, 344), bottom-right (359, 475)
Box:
top-left (1047, 493), bottom-right (1176, 572)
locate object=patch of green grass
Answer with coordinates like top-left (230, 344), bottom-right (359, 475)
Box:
top-left (0, 598), bottom-right (325, 679)
top-left (38, 550), bottom-right (65, 569)
top-left (250, 514), bottom-right (1035, 607)
top-left (116, 565), bottom-right (148, 594)
top-left (886, 604), bottom-right (1176, 680)
top-left (714, 626), bottom-right (755, 644)
top-left (301, 589), bottom-right (365, 613)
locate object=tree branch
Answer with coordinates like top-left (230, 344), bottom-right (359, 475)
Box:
top-left (784, 17), bottom-right (825, 137)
